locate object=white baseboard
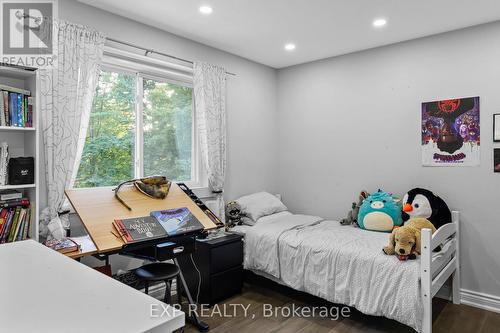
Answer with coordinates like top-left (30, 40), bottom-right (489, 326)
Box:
top-left (435, 285), bottom-right (500, 314)
top-left (461, 289), bottom-right (500, 314)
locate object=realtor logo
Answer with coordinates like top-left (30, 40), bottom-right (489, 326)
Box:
top-left (0, 0), bottom-right (57, 68)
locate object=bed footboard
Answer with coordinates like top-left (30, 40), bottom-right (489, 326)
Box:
top-left (420, 211), bottom-right (460, 333)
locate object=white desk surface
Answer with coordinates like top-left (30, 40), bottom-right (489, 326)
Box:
top-left (0, 240), bottom-right (185, 333)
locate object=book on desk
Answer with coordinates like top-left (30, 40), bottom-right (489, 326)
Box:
top-left (44, 238), bottom-right (80, 254)
top-left (113, 207), bottom-right (205, 245)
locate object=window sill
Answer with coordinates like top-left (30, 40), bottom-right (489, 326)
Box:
top-left (191, 186), bottom-right (215, 199)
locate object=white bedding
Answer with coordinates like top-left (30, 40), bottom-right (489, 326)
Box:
top-left (229, 224), bottom-right (251, 236)
top-left (243, 213), bottom-right (425, 332)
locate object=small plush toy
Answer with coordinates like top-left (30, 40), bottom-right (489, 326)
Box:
top-left (340, 191), bottom-right (368, 226)
top-left (225, 201), bottom-right (243, 228)
top-left (383, 218), bottom-right (436, 261)
top-left (357, 190), bottom-right (403, 232)
top-left (401, 188), bottom-right (451, 230)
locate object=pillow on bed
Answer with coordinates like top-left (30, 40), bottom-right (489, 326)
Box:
top-left (241, 211), bottom-right (292, 226)
top-left (236, 191), bottom-right (288, 221)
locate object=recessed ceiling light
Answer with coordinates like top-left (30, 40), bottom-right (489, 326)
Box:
top-left (199, 5), bottom-right (213, 15)
top-left (284, 43), bottom-right (296, 51)
top-left (373, 18), bottom-right (387, 27)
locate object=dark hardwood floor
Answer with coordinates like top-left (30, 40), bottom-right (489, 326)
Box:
top-left (184, 280), bottom-right (500, 333)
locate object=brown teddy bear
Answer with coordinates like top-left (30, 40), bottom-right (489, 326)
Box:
top-left (382, 218), bottom-right (436, 261)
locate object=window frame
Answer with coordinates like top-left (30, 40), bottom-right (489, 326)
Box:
top-left (74, 58), bottom-right (206, 189)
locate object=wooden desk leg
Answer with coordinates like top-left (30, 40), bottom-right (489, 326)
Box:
top-left (174, 258), bottom-right (209, 332)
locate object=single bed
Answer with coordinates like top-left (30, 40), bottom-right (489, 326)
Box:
top-left (230, 209), bottom-right (460, 333)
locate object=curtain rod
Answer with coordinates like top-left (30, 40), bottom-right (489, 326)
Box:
top-left (107, 37), bottom-right (236, 76)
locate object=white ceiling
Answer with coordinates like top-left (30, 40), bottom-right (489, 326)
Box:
top-left (79, 0), bottom-right (500, 68)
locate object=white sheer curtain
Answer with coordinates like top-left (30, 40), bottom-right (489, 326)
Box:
top-left (39, 20), bottom-right (105, 240)
top-left (193, 62), bottom-right (227, 222)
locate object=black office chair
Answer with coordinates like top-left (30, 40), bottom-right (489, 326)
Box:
top-left (134, 262), bottom-right (181, 305)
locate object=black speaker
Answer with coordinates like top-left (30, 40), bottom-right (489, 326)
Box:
top-left (8, 157), bottom-right (34, 185)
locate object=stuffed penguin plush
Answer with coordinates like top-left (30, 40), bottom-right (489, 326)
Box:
top-left (401, 188), bottom-right (451, 230)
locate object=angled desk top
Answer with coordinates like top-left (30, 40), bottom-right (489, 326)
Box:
top-left (0, 240), bottom-right (184, 332)
top-left (65, 183), bottom-right (217, 254)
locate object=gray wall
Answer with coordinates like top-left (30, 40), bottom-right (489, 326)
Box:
top-left (59, 0), bottom-right (279, 201)
top-left (277, 21), bottom-right (500, 298)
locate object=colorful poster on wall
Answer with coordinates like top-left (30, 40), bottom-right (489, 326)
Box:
top-left (422, 97), bottom-right (480, 166)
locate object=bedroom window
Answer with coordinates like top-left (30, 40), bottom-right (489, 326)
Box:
top-left (74, 66), bottom-right (200, 188)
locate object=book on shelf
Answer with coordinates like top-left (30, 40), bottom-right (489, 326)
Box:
top-left (0, 205), bottom-right (31, 243)
top-left (2, 92), bottom-right (8, 126)
top-left (0, 142), bottom-right (8, 186)
top-left (150, 207), bottom-right (204, 236)
top-left (0, 86), bottom-right (33, 128)
top-left (44, 238), bottom-right (80, 254)
top-left (0, 190), bottom-right (22, 201)
top-left (0, 208), bottom-right (7, 237)
top-left (7, 207), bottom-right (21, 242)
top-left (0, 84), bottom-right (30, 96)
top-left (27, 97), bottom-right (33, 127)
top-left (0, 198), bottom-right (30, 208)
top-left (0, 93), bottom-right (4, 127)
top-left (21, 208), bottom-right (30, 240)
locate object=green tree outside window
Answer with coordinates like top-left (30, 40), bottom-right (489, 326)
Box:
top-left (74, 70), bottom-right (193, 188)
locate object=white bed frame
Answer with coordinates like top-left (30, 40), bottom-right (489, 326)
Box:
top-left (420, 211), bottom-right (460, 333)
top-left (243, 210), bottom-right (461, 333)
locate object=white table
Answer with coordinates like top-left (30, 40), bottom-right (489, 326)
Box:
top-left (0, 240), bottom-right (185, 333)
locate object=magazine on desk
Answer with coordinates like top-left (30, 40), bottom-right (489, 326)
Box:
top-left (113, 207), bottom-right (204, 244)
top-left (150, 207), bottom-right (204, 236)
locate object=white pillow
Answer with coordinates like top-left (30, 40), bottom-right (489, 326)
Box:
top-left (236, 191), bottom-right (288, 221)
top-left (241, 211), bottom-right (292, 226)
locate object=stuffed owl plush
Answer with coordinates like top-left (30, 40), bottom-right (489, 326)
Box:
top-left (225, 201), bottom-right (243, 227)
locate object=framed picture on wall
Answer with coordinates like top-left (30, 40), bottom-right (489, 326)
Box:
top-left (494, 114), bottom-right (500, 142)
top-left (494, 149), bottom-right (500, 172)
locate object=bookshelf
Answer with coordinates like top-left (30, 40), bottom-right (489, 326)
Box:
top-left (0, 65), bottom-right (39, 242)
